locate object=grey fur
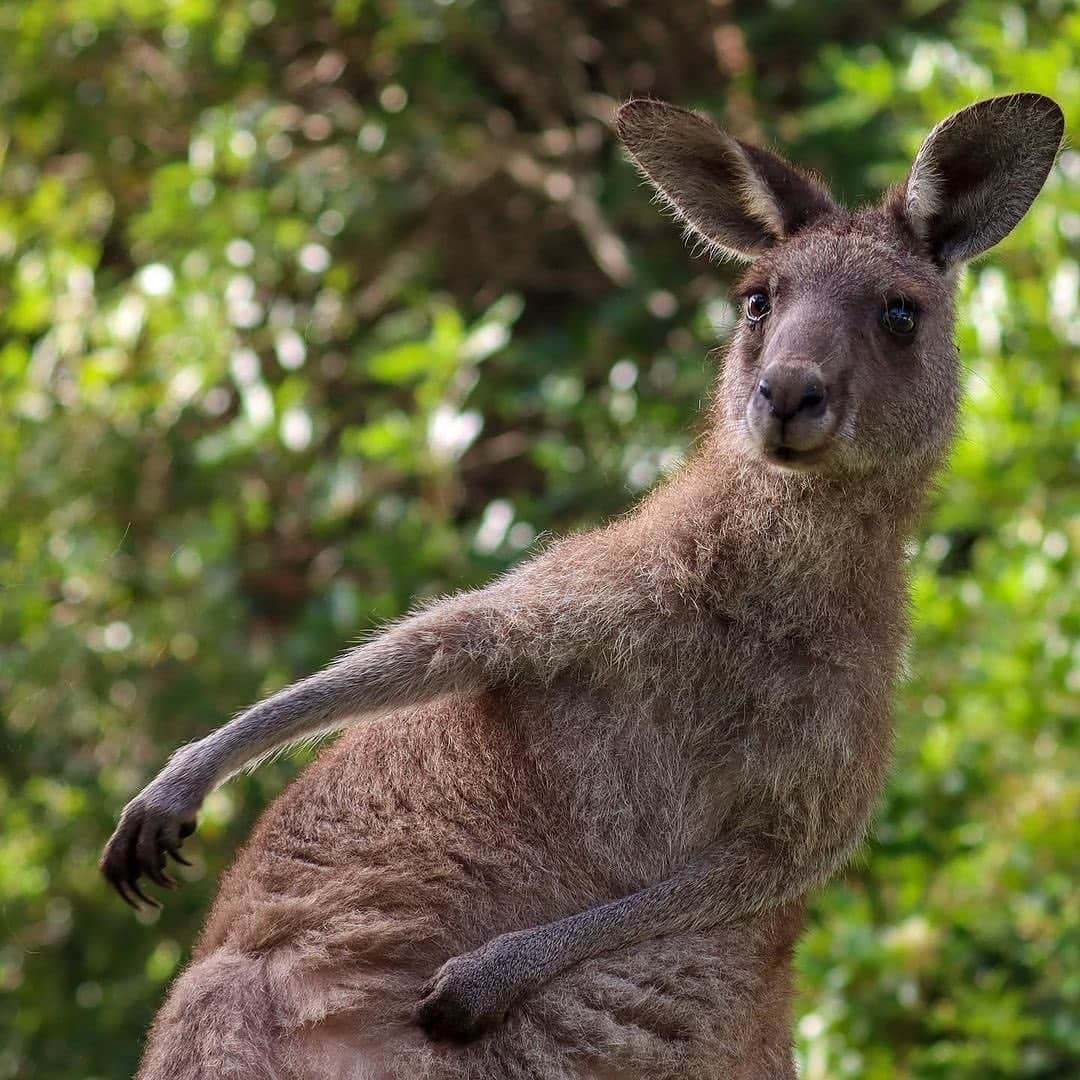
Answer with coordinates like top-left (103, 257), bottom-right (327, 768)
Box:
top-left (102, 94), bottom-right (1064, 1078)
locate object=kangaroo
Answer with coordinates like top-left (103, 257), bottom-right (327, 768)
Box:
top-left (102, 94), bottom-right (1063, 1080)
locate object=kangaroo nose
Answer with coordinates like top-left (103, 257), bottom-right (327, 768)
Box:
top-left (756, 368), bottom-right (827, 422)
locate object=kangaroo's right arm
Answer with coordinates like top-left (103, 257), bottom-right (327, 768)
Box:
top-left (100, 545), bottom-right (635, 906)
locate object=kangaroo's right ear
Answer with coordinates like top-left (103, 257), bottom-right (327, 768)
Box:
top-left (900, 93), bottom-right (1065, 266)
top-left (615, 99), bottom-right (836, 261)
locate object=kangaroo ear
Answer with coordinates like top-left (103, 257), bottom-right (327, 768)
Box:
top-left (902, 93), bottom-right (1064, 266)
top-left (616, 99), bottom-right (835, 261)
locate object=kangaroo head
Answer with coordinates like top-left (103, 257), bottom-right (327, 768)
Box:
top-left (617, 94), bottom-right (1063, 480)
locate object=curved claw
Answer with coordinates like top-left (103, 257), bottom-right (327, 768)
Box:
top-left (111, 876), bottom-right (140, 910)
top-left (126, 873), bottom-right (160, 909)
top-left (146, 864), bottom-right (177, 889)
top-left (165, 845), bottom-right (193, 868)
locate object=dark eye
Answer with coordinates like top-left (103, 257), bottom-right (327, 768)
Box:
top-left (882, 297), bottom-right (917, 337)
top-left (745, 291), bottom-right (771, 323)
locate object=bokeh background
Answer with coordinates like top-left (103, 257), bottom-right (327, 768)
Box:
top-left (1, 1), bottom-right (1077, 1077)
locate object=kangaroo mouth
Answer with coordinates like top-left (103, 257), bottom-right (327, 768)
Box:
top-left (764, 443), bottom-right (831, 469)
top-left (746, 391), bottom-right (845, 472)
top-left (749, 401), bottom-right (847, 472)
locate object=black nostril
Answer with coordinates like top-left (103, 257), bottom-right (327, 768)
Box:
top-left (799, 383), bottom-right (826, 413)
top-left (754, 366), bottom-right (828, 423)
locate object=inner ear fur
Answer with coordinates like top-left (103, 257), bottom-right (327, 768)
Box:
top-left (616, 99), bottom-right (836, 261)
top-left (898, 92), bottom-right (1064, 265)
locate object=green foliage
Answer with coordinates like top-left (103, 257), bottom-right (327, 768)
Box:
top-left (0, 2), bottom-right (1076, 1077)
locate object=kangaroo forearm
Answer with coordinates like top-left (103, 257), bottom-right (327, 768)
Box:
top-left (522, 868), bottom-right (755, 977)
top-left (161, 667), bottom-right (366, 795)
top-left (154, 593), bottom-right (515, 801)
top-left (495, 833), bottom-right (851, 996)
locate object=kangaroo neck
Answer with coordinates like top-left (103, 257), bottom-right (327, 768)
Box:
top-left (636, 433), bottom-right (933, 619)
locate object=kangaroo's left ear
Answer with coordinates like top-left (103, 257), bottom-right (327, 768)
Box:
top-left (900, 93), bottom-right (1064, 266)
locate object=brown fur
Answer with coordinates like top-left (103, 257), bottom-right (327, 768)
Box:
top-left (142, 696), bottom-right (804, 1078)
top-left (103, 94), bottom-right (1063, 1079)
